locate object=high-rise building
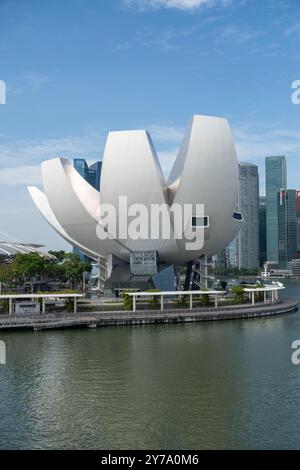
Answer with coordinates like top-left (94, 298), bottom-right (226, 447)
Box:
top-left (259, 196), bottom-right (267, 267)
top-left (265, 156), bottom-right (287, 263)
top-left (277, 189), bottom-right (297, 268)
top-left (238, 162), bottom-right (259, 269)
top-left (296, 191), bottom-right (300, 258)
top-left (225, 236), bottom-right (239, 268)
top-left (225, 162), bottom-right (259, 270)
top-left (73, 158), bottom-right (102, 191)
top-left (89, 161), bottom-right (102, 191)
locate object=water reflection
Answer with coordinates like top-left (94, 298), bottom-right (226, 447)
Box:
top-left (0, 282), bottom-right (300, 449)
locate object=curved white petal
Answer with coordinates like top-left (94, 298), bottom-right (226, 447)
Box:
top-left (101, 130), bottom-right (182, 263)
top-left (168, 115), bottom-right (241, 260)
top-left (40, 158), bottom-right (131, 261)
top-left (28, 186), bottom-right (99, 260)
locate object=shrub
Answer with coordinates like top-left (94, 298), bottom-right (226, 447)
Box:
top-left (147, 289), bottom-right (160, 309)
top-left (199, 293), bottom-right (210, 307)
top-left (176, 295), bottom-right (187, 308)
top-left (65, 298), bottom-right (75, 312)
top-left (123, 293), bottom-right (133, 311)
top-left (0, 300), bottom-right (8, 314)
top-left (231, 285), bottom-right (245, 304)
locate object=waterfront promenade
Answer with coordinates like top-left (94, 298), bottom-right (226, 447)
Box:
top-left (0, 299), bottom-right (297, 332)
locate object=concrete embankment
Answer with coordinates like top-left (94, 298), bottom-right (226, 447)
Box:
top-left (0, 299), bottom-right (297, 332)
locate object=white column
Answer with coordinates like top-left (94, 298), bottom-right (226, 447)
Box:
top-left (190, 294), bottom-right (193, 310)
top-left (252, 292), bottom-right (255, 306)
top-left (133, 295), bottom-right (136, 312)
top-left (271, 290), bottom-right (274, 303)
top-left (215, 295), bottom-right (218, 308)
top-left (9, 298), bottom-right (13, 316)
top-left (42, 298), bottom-right (46, 315)
top-left (74, 297), bottom-right (77, 315)
top-left (264, 291), bottom-right (267, 303)
top-left (161, 295), bottom-right (164, 311)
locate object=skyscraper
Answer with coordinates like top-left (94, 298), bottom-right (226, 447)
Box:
top-left (259, 196), bottom-right (267, 267)
top-left (73, 158), bottom-right (102, 191)
top-left (224, 162), bottom-right (259, 270)
top-left (277, 189), bottom-right (297, 268)
top-left (265, 156), bottom-right (287, 263)
top-left (238, 162), bottom-right (259, 268)
top-left (225, 236), bottom-right (239, 268)
top-left (89, 161), bottom-right (102, 191)
top-left (296, 191), bottom-right (300, 258)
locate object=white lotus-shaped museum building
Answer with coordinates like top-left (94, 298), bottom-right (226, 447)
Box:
top-left (28, 115), bottom-right (242, 288)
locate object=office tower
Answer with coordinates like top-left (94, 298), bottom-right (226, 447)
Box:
top-left (225, 162), bottom-right (259, 270)
top-left (226, 162), bottom-right (259, 269)
top-left (225, 237), bottom-right (239, 268)
top-left (73, 158), bottom-right (102, 191)
top-left (265, 156), bottom-right (287, 262)
top-left (277, 189), bottom-right (297, 268)
top-left (296, 191), bottom-right (300, 258)
top-left (259, 196), bottom-right (267, 266)
top-left (238, 162), bottom-right (259, 269)
top-left (89, 161), bottom-right (102, 191)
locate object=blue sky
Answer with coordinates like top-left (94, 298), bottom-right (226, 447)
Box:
top-left (0, 0), bottom-right (300, 249)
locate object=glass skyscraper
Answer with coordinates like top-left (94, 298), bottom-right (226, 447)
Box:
top-left (238, 162), bottom-right (259, 269)
top-left (277, 189), bottom-right (297, 268)
top-left (226, 162), bottom-right (259, 269)
top-left (73, 158), bottom-right (102, 191)
top-left (296, 191), bottom-right (300, 258)
top-left (265, 156), bottom-right (287, 263)
top-left (259, 196), bottom-right (267, 267)
top-left (89, 161), bottom-right (102, 191)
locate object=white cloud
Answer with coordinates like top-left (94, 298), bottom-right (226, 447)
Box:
top-left (0, 165), bottom-right (42, 186)
top-left (0, 133), bottom-right (104, 167)
top-left (146, 124), bottom-right (184, 143)
top-left (214, 25), bottom-right (261, 45)
top-left (284, 21), bottom-right (300, 37)
top-left (157, 147), bottom-right (178, 178)
top-left (123, 0), bottom-right (228, 11)
top-left (8, 72), bottom-right (52, 95)
top-left (233, 125), bottom-right (300, 161)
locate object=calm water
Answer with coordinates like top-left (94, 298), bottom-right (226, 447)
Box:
top-left (1, 281), bottom-right (300, 450)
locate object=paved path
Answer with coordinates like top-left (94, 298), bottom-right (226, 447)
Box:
top-left (0, 299), bottom-right (297, 332)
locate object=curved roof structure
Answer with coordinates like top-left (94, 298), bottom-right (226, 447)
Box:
top-left (0, 241), bottom-right (55, 259)
top-left (28, 115), bottom-right (242, 267)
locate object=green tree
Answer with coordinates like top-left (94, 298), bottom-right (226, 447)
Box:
top-left (63, 253), bottom-right (91, 290)
top-left (176, 295), bottom-right (187, 308)
top-left (44, 259), bottom-right (65, 280)
top-left (12, 253), bottom-right (46, 293)
top-left (123, 293), bottom-right (133, 311)
top-left (0, 263), bottom-right (14, 293)
top-left (199, 293), bottom-right (211, 307)
top-left (48, 250), bottom-right (66, 262)
top-left (231, 285), bottom-right (245, 304)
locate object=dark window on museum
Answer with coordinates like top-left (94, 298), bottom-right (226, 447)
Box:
top-left (191, 216), bottom-right (209, 228)
top-left (233, 212), bottom-right (243, 221)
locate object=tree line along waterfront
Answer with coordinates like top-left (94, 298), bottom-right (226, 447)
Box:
top-left (0, 251), bottom-right (273, 316)
top-left (0, 251), bottom-right (91, 294)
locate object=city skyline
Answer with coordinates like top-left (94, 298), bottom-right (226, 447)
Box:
top-left (1, 0), bottom-right (300, 249)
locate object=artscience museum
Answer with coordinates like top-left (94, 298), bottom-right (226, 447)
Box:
top-left (28, 115), bottom-right (242, 290)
